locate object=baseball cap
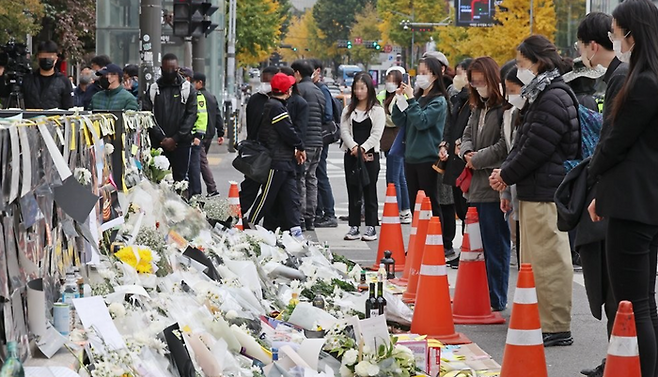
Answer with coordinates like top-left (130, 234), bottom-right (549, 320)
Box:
top-left (422, 51), bottom-right (450, 68)
top-left (192, 73), bottom-right (207, 83)
top-left (270, 72), bottom-right (296, 94)
top-left (96, 63), bottom-right (123, 76)
top-left (180, 67), bottom-right (194, 78)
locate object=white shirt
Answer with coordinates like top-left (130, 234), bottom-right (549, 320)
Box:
top-left (340, 105), bottom-right (386, 153)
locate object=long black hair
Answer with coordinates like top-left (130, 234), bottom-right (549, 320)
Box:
top-left (414, 57), bottom-right (449, 101)
top-left (517, 35), bottom-right (571, 74)
top-left (383, 70), bottom-right (403, 115)
top-left (344, 72), bottom-right (379, 121)
top-left (610, 0), bottom-right (658, 120)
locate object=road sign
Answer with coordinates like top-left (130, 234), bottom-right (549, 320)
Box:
top-left (355, 37), bottom-right (363, 45)
top-left (384, 44), bottom-right (393, 53)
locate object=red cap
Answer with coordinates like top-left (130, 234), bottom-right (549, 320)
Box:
top-left (270, 73), bottom-right (296, 94)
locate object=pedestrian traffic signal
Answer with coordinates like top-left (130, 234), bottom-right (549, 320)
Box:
top-left (173, 0), bottom-right (219, 37)
top-left (347, 40), bottom-right (353, 49)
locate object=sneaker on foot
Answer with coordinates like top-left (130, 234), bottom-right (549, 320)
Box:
top-left (362, 226), bottom-right (377, 241)
top-left (580, 359), bottom-right (605, 377)
top-left (542, 331), bottom-right (573, 347)
top-left (315, 216), bottom-right (338, 228)
top-left (399, 212), bottom-right (412, 224)
top-left (444, 248), bottom-right (457, 260)
top-left (344, 226), bottom-right (361, 240)
top-left (447, 257), bottom-right (460, 269)
top-left (207, 191), bottom-right (220, 198)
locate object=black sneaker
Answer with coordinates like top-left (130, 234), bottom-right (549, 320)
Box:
top-left (362, 226), bottom-right (377, 241)
top-left (580, 359), bottom-right (605, 377)
top-left (344, 226), bottom-right (360, 240)
top-left (542, 331), bottom-right (573, 347)
top-left (207, 191), bottom-right (220, 198)
top-left (315, 216), bottom-right (338, 228)
top-left (305, 218), bottom-right (315, 231)
top-left (447, 257), bottom-right (460, 269)
top-left (338, 215), bottom-right (350, 221)
top-left (445, 248), bottom-right (457, 260)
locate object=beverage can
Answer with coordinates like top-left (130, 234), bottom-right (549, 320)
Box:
top-left (53, 302), bottom-right (70, 335)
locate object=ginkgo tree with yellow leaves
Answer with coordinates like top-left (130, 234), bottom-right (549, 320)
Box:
top-left (236, 0), bottom-right (283, 66)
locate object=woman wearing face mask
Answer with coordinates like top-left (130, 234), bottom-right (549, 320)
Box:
top-left (439, 58), bottom-right (473, 267)
top-left (392, 57), bottom-right (449, 218)
top-left (457, 57), bottom-right (510, 311)
top-left (586, 1), bottom-right (658, 375)
top-left (341, 72), bottom-right (385, 241)
top-left (378, 67), bottom-right (412, 224)
top-left (489, 35), bottom-right (579, 347)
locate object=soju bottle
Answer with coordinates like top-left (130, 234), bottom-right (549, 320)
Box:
top-left (0, 341), bottom-right (25, 377)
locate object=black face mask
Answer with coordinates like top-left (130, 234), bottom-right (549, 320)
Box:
top-left (99, 76), bottom-right (111, 90)
top-left (161, 70), bottom-right (177, 82)
top-left (39, 58), bottom-right (55, 71)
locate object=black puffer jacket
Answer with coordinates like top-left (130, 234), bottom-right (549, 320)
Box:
top-left (6, 70), bottom-right (74, 110)
top-left (143, 75), bottom-right (197, 146)
top-left (442, 88), bottom-right (471, 186)
top-left (296, 77), bottom-right (325, 148)
top-left (500, 78), bottom-right (580, 202)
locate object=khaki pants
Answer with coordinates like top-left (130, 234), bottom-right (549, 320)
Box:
top-left (519, 200), bottom-right (573, 333)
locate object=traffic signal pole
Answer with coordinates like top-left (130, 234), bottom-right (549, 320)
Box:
top-left (193, 37), bottom-right (206, 74)
top-left (139, 0), bottom-right (162, 105)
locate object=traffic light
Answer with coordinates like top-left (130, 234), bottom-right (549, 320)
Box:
top-left (173, 0), bottom-right (219, 38)
top-left (373, 41), bottom-right (381, 50)
top-left (347, 40), bottom-right (353, 49)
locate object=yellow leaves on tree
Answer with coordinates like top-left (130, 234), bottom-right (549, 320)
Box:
top-left (236, 0), bottom-right (283, 67)
top-left (0, 0), bottom-right (44, 44)
top-left (281, 9), bottom-right (339, 62)
top-left (349, 3), bottom-right (382, 68)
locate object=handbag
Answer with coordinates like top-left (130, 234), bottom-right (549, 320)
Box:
top-left (456, 168), bottom-right (473, 193)
top-left (321, 121), bottom-right (341, 144)
top-left (348, 149), bottom-right (370, 188)
top-left (232, 140), bottom-right (272, 183)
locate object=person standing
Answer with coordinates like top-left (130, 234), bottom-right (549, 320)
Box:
top-left (74, 67), bottom-right (95, 108)
top-left (123, 64), bottom-right (139, 98)
top-left (459, 57), bottom-right (510, 312)
top-left (489, 35), bottom-right (579, 347)
top-left (392, 57), bottom-right (449, 218)
top-left (341, 72), bottom-right (385, 241)
top-left (89, 64), bottom-right (139, 111)
top-left (248, 73), bottom-right (306, 239)
top-left (587, 1), bottom-right (658, 375)
top-left (192, 73), bottom-right (224, 197)
top-left (291, 60), bottom-right (325, 231)
top-left (240, 66), bottom-right (279, 215)
top-left (143, 53), bottom-right (197, 188)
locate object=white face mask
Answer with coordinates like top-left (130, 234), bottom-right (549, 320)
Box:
top-left (452, 75), bottom-right (467, 91)
top-left (613, 40), bottom-right (633, 63)
top-left (508, 94), bottom-right (526, 109)
top-left (385, 82), bottom-right (398, 93)
top-left (516, 68), bottom-right (536, 86)
top-left (259, 83), bottom-right (272, 94)
top-left (416, 75), bottom-right (432, 90)
top-left (476, 86), bottom-right (489, 99)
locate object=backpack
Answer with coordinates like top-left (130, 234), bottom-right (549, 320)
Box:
top-left (149, 79), bottom-right (191, 106)
top-left (551, 83), bottom-right (603, 172)
top-left (321, 96), bottom-right (344, 144)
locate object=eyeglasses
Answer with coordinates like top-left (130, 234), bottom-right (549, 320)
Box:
top-left (608, 30), bottom-right (631, 42)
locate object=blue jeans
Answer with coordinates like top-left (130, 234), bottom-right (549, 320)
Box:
top-left (474, 202), bottom-right (511, 310)
top-left (386, 153), bottom-right (410, 211)
top-left (316, 144), bottom-right (336, 218)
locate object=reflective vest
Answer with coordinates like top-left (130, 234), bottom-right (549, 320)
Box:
top-left (193, 92), bottom-right (208, 135)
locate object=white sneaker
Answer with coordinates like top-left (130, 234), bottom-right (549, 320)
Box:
top-left (344, 226), bottom-right (361, 240)
top-left (399, 211), bottom-right (412, 224)
top-left (362, 226), bottom-right (377, 241)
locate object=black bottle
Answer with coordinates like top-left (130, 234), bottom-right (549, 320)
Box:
top-left (376, 281), bottom-right (387, 316)
top-left (365, 282), bottom-right (378, 318)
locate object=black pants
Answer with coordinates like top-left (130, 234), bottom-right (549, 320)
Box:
top-left (240, 176), bottom-right (261, 216)
top-left (405, 161), bottom-right (440, 217)
top-left (165, 145), bottom-right (191, 182)
top-left (200, 138), bottom-right (217, 193)
top-left (578, 241), bottom-right (616, 338)
top-left (344, 153), bottom-right (379, 227)
top-left (606, 217), bottom-right (658, 377)
top-left (453, 186), bottom-right (468, 222)
top-left (188, 145), bottom-right (202, 196)
top-left (248, 169), bottom-right (301, 230)
top-left (441, 204), bottom-right (457, 251)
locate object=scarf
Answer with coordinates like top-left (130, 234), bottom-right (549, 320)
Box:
top-left (521, 68), bottom-right (561, 104)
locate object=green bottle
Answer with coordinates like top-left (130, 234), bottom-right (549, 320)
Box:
top-left (0, 341), bottom-right (25, 377)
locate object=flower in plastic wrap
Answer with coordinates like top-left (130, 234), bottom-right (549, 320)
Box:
top-left (105, 144), bottom-right (115, 155)
top-left (173, 180), bottom-right (189, 192)
top-left (108, 302), bottom-right (126, 319)
top-left (340, 365), bottom-right (355, 377)
top-left (393, 344), bottom-right (415, 365)
top-left (115, 245), bottom-right (155, 274)
top-left (342, 349), bottom-right (359, 366)
top-left (74, 167), bottom-right (92, 185)
top-left (163, 199), bottom-right (188, 223)
top-left (354, 360), bottom-right (380, 376)
top-left (153, 155), bottom-right (170, 171)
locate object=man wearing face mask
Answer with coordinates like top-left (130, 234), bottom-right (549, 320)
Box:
top-left (73, 66), bottom-right (96, 108)
top-left (89, 64), bottom-right (138, 111)
top-left (143, 53), bottom-right (198, 188)
top-left (0, 40), bottom-right (73, 110)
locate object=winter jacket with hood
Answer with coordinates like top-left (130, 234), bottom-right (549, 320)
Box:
top-left (143, 74), bottom-right (197, 147)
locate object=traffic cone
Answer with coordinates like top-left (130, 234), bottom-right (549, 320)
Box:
top-left (603, 301), bottom-right (641, 377)
top-left (453, 207), bottom-right (505, 324)
top-left (371, 184), bottom-right (406, 271)
top-left (500, 263), bottom-right (547, 377)
top-left (402, 197), bottom-right (432, 303)
top-left (411, 217), bottom-right (470, 344)
top-left (228, 181), bottom-right (243, 230)
top-left (390, 191), bottom-right (426, 286)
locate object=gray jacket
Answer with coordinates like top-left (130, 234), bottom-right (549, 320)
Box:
top-left (459, 105), bottom-right (505, 203)
top-left (296, 77), bottom-right (325, 148)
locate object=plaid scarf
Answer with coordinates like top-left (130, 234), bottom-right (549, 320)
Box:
top-left (521, 68), bottom-right (561, 104)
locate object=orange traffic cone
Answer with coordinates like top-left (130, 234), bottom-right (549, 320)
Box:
top-left (391, 191), bottom-right (426, 286)
top-left (372, 184), bottom-right (406, 271)
top-left (228, 181), bottom-right (243, 230)
top-left (402, 197), bottom-right (432, 303)
top-left (603, 301), bottom-right (641, 377)
top-left (411, 217), bottom-right (470, 344)
top-left (500, 263), bottom-right (547, 377)
top-left (453, 207), bottom-right (505, 324)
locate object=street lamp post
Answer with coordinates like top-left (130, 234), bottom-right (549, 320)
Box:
top-left (400, 17), bottom-right (452, 68)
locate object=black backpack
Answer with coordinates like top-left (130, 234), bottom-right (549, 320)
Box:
top-left (321, 96), bottom-right (344, 144)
